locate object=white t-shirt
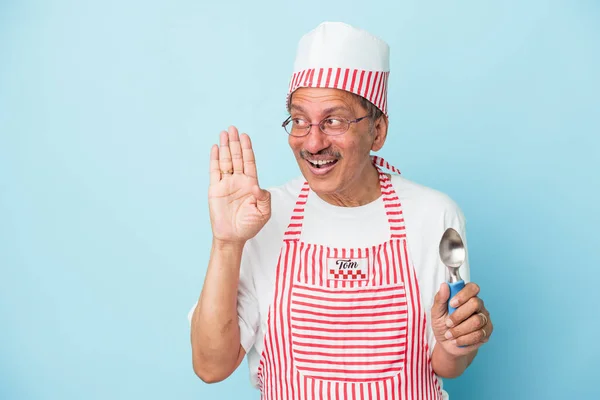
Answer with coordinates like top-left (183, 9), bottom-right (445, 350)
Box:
top-left (189, 174), bottom-right (470, 398)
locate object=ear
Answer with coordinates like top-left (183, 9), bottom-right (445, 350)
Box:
top-left (370, 114), bottom-right (389, 152)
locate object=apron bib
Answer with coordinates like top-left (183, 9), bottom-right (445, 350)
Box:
top-left (256, 156), bottom-right (442, 400)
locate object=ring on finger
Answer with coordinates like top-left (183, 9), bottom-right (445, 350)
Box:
top-left (478, 312), bottom-right (488, 326)
top-left (221, 169), bottom-right (233, 175)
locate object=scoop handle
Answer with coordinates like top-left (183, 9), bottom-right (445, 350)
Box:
top-left (447, 280), bottom-right (465, 315)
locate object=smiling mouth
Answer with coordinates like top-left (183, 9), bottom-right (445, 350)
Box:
top-left (307, 159), bottom-right (338, 169)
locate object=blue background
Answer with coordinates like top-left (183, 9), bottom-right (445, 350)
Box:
top-left (1, 0), bottom-right (598, 399)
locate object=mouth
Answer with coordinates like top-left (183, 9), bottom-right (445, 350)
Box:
top-left (304, 158), bottom-right (339, 176)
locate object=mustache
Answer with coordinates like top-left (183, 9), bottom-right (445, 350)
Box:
top-left (300, 149), bottom-right (342, 159)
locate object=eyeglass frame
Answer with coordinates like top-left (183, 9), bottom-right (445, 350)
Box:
top-left (281, 115), bottom-right (370, 137)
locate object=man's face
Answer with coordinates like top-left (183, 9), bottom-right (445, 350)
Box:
top-left (288, 87), bottom-right (387, 199)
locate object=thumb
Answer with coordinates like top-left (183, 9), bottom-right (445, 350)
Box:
top-left (252, 185), bottom-right (271, 215)
top-left (431, 282), bottom-right (450, 320)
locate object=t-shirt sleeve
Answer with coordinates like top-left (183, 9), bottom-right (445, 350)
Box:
top-left (237, 243), bottom-right (261, 353)
top-left (187, 243), bottom-right (261, 354)
top-left (426, 201), bottom-right (470, 356)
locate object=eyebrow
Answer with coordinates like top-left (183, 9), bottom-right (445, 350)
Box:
top-left (290, 104), bottom-right (352, 115)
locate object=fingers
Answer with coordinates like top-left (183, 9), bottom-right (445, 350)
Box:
top-left (214, 127), bottom-right (257, 180)
top-left (448, 313), bottom-right (493, 347)
top-left (446, 296), bottom-right (484, 328)
top-left (446, 282), bottom-right (480, 326)
top-left (240, 133), bottom-right (257, 178)
top-left (209, 144), bottom-right (220, 184)
top-left (449, 282), bottom-right (480, 309)
top-left (445, 311), bottom-right (488, 340)
top-left (219, 130), bottom-right (233, 177)
top-left (228, 126), bottom-right (244, 174)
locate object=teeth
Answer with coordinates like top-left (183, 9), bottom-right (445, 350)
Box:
top-left (309, 159), bottom-right (335, 166)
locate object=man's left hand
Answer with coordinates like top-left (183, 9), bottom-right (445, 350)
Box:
top-left (431, 282), bottom-right (493, 356)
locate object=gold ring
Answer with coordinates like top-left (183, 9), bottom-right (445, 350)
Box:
top-left (479, 312), bottom-right (488, 326)
top-left (221, 170), bottom-right (233, 175)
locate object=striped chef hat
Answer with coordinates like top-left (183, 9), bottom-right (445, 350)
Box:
top-left (287, 22), bottom-right (390, 116)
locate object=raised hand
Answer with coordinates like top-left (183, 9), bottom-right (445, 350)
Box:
top-left (208, 126), bottom-right (271, 244)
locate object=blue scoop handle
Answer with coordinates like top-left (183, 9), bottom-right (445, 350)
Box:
top-left (447, 280), bottom-right (465, 315)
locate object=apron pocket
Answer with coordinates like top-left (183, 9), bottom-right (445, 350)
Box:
top-left (290, 282), bottom-right (408, 383)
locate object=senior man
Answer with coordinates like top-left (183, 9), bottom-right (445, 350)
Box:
top-left (189, 22), bottom-right (493, 399)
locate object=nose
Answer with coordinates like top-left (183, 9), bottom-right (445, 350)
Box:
top-left (302, 125), bottom-right (330, 154)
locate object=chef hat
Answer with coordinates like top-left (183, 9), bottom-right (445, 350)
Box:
top-left (287, 22), bottom-right (390, 116)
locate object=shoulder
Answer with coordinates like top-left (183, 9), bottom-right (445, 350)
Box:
top-left (391, 174), bottom-right (465, 224)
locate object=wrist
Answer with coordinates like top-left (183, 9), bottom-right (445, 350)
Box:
top-left (212, 238), bottom-right (246, 252)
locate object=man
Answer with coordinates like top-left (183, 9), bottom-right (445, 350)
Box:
top-left (189, 21), bottom-right (493, 399)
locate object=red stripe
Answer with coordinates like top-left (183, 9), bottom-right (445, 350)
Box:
top-left (291, 308), bottom-right (407, 319)
top-left (299, 242), bottom-right (305, 282)
top-left (296, 358), bottom-right (403, 367)
top-left (316, 68), bottom-right (324, 87)
top-left (363, 71), bottom-right (373, 97)
top-left (293, 341), bottom-right (405, 350)
top-left (302, 366), bottom-right (401, 375)
top-left (382, 73), bottom-right (389, 113)
top-left (350, 69), bottom-right (358, 92)
top-left (292, 324), bottom-right (407, 334)
top-left (293, 332), bottom-right (405, 341)
top-left (356, 70), bottom-right (366, 95)
top-left (293, 291), bottom-right (406, 303)
top-left (318, 246), bottom-right (324, 286)
top-left (294, 349), bottom-right (405, 358)
top-left (293, 283), bottom-right (401, 295)
top-left (369, 71), bottom-right (380, 101)
top-left (303, 69), bottom-right (310, 86)
top-left (342, 248), bottom-right (347, 289)
top-left (325, 68), bottom-right (333, 87)
top-left (374, 72), bottom-right (384, 109)
top-left (292, 300), bottom-right (406, 311)
top-left (333, 68), bottom-right (341, 88)
top-left (376, 73), bottom-right (385, 110)
top-left (296, 70), bottom-right (305, 88)
top-left (342, 68), bottom-right (350, 90)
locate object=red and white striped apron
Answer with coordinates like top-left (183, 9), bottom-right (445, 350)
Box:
top-left (257, 157), bottom-right (442, 400)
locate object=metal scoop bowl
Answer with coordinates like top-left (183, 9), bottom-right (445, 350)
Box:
top-left (439, 227), bottom-right (466, 315)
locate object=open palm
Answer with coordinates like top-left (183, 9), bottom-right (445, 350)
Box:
top-left (208, 126), bottom-right (271, 243)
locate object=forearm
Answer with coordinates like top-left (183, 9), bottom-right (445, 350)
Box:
top-left (431, 343), bottom-right (477, 379)
top-left (191, 239), bottom-right (246, 382)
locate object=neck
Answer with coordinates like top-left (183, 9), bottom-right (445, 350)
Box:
top-left (317, 164), bottom-right (382, 207)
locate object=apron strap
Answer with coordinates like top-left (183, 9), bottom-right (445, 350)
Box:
top-left (282, 156), bottom-right (405, 241)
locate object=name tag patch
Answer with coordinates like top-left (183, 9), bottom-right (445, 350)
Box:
top-left (327, 257), bottom-right (369, 281)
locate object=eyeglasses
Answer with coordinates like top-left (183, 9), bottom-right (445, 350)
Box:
top-left (282, 115), bottom-right (369, 137)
